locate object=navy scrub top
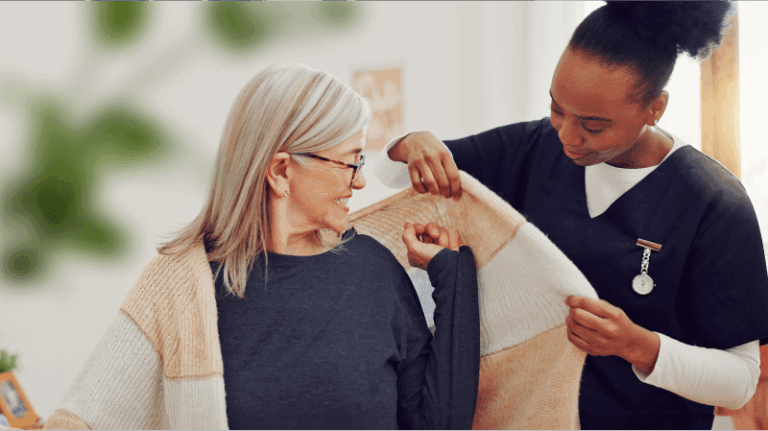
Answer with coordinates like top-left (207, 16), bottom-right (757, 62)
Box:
top-left (444, 118), bottom-right (768, 430)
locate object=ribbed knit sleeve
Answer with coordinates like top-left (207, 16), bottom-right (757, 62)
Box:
top-left (396, 246), bottom-right (480, 430)
top-left (44, 311), bottom-right (168, 430)
top-left (47, 243), bottom-right (227, 430)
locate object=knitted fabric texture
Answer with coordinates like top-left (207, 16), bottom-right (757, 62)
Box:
top-left (348, 171), bottom-right (599, 430)
top-left (45, 243), bottom-right (228, 430)
top-left (45, 171), bottom-right (597, 430)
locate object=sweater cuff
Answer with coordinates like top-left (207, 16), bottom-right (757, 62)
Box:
top-left (426, 247), bottom-right (460, 286)
top-left (372, 149), bottom-right (411, 190)
top-left (384, 132), bottom-right (410, 154)
top-left (372, 131), bottom-right (426, 190)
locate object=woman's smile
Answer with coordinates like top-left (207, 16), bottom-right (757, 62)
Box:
top-left (333, 197), bottom-right (351, 212)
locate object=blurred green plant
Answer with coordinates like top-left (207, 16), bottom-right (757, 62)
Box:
top-left (0, 351), bottom-right (18, 373)
top-left (206, 2), bottom-right (274, 52)
top-left (0, 1), bottom-right (363, 286)
top-left (312, 2), bottom-right (360, 27)
top-left (1, 95), bottom-right (174, 282)
top-left (90, 1), bottom-right (151, 48)
top-left (203, 2), bottom-right (361, 55)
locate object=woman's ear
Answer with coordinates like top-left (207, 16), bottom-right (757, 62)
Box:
top-left (646, 90), bottom-right (669, 126)
top-left (265, 152), bottom-right (292, 196)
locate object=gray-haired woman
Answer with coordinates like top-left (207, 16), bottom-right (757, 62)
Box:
top-left (44, 64), bottom-right (479, 430)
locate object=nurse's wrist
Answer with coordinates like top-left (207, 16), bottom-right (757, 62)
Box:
top-left (388, 134), bottom-right (411, 163)
top-left (623, 327), bottom-right (661, 375)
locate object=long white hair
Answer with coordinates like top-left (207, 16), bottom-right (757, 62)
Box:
top-left (159, 63), bottom-right (371, 297)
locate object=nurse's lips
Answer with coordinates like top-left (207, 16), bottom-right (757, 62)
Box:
top-left (563, 146), bottom-right (589, 159)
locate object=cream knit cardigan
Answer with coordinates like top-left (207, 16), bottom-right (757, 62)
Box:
top-left (45, 171), bottom-right (597, 430)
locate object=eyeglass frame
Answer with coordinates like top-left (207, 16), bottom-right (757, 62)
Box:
top-left (292, 152), bottom-right (366, 186)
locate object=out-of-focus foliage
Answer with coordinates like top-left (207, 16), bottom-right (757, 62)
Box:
top-left (0, 350), bottom-right (19, 373)
top-left (1, 95), bottom-right (174, 282)
top-left (90, 1), bottom-right (151, 48)
top-left (0, 2), bottom-right (362, 285)
top-left (313, 2), bottom-right (360, 28)
top-left (205, 2), bottom-right (274, 52)
top-left (203, 2), bottom-right (361, 55)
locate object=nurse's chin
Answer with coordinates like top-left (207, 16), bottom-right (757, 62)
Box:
top-left (562, 148), bottom-right (594, 165)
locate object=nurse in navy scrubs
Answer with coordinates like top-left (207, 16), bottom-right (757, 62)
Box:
top-left (376, 1), bottom-right (768, 429)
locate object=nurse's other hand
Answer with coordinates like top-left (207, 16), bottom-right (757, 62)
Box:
top-left (388, 131), bottom-right (462, 200)
top-left (565, 296), bottom-right (661, 375)
top-left (402, 222), bottom-right (463, 270)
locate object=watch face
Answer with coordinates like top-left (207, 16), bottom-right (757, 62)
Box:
top-left (632, 274), bottom-right (654, 295)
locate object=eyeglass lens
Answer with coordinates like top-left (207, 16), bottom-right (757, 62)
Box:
top-left (351, 155), bottom-right (365, 185)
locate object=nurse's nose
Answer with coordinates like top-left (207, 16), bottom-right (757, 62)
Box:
top-left (558, 118), bottom-right (582, 148)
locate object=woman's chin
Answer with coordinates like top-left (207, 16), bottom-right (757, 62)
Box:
top-left (323, 216), bottom-right (349, 235)
top-left (328, 204), bottom-right (351, 233)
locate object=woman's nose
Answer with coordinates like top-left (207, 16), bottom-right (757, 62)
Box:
top-left (352, 171), bottom-right (366, 190)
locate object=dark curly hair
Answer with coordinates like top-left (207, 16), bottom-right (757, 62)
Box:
top-left (569, 1), bottom-right (732, 106)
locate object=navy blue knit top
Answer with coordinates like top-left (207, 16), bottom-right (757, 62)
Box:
top-left (207, 229), bottom-right (479, 430)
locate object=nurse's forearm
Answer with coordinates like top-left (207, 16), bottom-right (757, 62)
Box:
top-left (633, 335), bottom-right (760, 409)
top-left (622, 326), bottom-right (661, 375)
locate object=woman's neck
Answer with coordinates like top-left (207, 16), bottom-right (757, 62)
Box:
top-left (267, 197), bottom-right (326, 256)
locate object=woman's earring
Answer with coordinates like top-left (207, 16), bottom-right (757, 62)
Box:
top-left (653, 119), bottom-right (659, 125)
top-left (284, 190), bottom-right (290, 197)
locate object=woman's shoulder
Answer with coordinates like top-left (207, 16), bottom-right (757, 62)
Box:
top-left (341, 229), bottom-right (411, 274)
top-left (344, 228), bottom-right (400, 259)
top-left (121, 241), bottom-right (214, 319)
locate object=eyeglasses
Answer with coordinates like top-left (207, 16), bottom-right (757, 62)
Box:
top-left (293, 153), bottom-right (366, 186)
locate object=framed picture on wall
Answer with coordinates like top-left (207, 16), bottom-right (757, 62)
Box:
top-left (0, 371), bottom-right (40, 429)
top-left (351, 66), bottom-right (405, 152)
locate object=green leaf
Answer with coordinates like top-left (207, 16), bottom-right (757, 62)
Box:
top-left (1, 97), bottom-right (173, 283)
top-left (91, 1), bottom-right (151, 47)
top-left (0, 351), bottom-right (18, 373)
top-left (204, 2), bottom-right (273, 53)
top-left (312, 2), bottom-right (360, 27)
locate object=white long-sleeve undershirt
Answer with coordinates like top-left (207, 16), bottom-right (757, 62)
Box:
top-left (373, 130), bottom-right (760, 409)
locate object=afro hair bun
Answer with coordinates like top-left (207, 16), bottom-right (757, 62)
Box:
top-left (605, 1), bottom-right (733, 59)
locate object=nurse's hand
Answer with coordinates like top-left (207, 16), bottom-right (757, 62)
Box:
top-left (388, 131), bottom-right (463, 200)
top-left (402, 222), bottom-right (463, 270)
top-left (565, 296), bottom-right (661, 375)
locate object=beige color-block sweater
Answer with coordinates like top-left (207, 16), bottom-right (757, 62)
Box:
top-left (45, 171), bottom-right (597, 430)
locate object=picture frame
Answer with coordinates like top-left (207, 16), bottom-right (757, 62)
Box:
top-left (351, 66), bottom-right (405, 152)
top-left (0, 371), bottom-right (40, 429)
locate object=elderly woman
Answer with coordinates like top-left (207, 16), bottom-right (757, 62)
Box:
top-left (44, 64), bottom-right (480, 430)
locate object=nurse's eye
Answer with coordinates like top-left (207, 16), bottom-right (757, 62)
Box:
top-left (582, 122), bottom-right (604, 135)
top-left (550, 106), bottom-right (564, 116)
